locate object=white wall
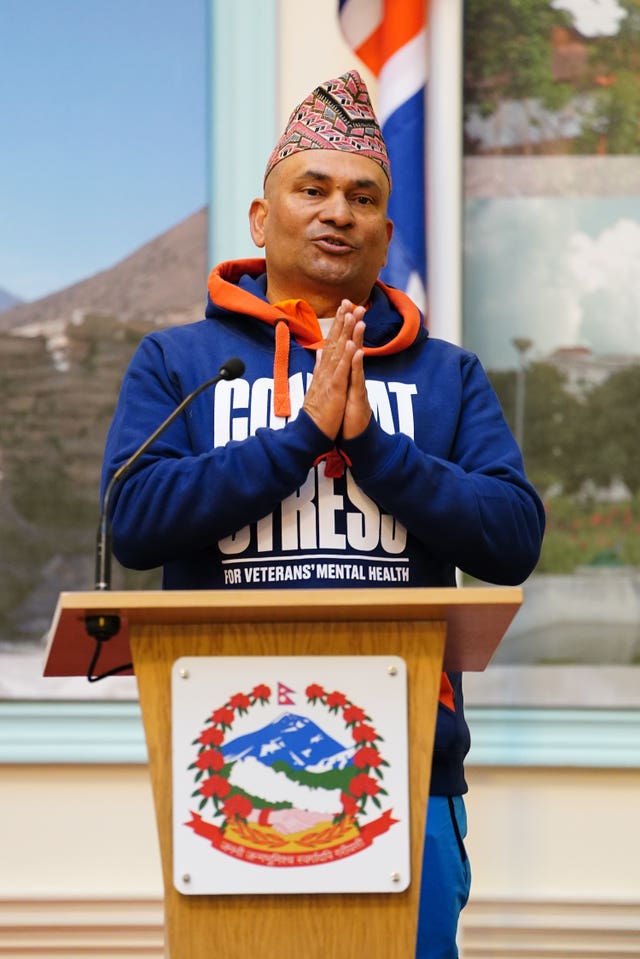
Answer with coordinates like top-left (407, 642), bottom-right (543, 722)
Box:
top-left (463, 765), bottom-right (640, 957)
top-left (2, 762), bottom-right (638, 956)
top-left (0, 764), bottom-right (163, 956)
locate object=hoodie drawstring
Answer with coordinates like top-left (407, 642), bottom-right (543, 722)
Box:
top-left (274, 319), bottom-right (291, 418)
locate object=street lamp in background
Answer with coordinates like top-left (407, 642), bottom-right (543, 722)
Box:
top-left (512, 337), bottom-right (533, 451)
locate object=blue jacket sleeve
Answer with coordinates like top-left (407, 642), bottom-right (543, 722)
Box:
top-left (341, 352), bottom-right (545, 585)
top-left (101, 336), bottom-right (331, 569)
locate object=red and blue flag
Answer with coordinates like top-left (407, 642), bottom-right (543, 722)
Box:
top-left (339, 0), bottom-right (428, 309)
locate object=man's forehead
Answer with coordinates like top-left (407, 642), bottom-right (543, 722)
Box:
top-left (271, 150), bottom-right (388, 192)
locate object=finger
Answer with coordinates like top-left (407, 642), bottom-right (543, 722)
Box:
top-left (352, 318), bottom-right (366, 351)
top-left (324, 300), bottom-right (351, 346)
top-left (328, 300), bottom-right (361, 340)
top-left (350, 346), bottom-right (366, 393)
top-left (343, 348), bottom-right (371, 440)
top-left (320, 305), bottom-right (356, 375)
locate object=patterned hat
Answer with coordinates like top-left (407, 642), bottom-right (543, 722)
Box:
top-left (264, 70), bottom-right (391, 187)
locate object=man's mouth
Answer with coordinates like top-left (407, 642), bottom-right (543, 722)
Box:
top-left (314, 235), bottom-right (354, 252)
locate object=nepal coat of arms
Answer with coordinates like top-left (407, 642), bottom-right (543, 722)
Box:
top-left (171, 656), bottom-right (410, 895)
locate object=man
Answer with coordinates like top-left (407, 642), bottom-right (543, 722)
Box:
top-left (102, 71), bottom-right (544, 957)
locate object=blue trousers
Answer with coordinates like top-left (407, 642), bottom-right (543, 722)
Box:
top-left (415, 796), bottom-right (471, 958)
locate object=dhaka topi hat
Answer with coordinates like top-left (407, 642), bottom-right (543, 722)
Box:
top-left (264, 70), bottom-right (391, 187)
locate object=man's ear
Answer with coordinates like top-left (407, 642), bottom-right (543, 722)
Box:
top-left (381, 217), bottom-right (394, 266)
top-left (386, 218), bottom-right (394, 245)
top-left (249, 197), bottom-right (268, 248)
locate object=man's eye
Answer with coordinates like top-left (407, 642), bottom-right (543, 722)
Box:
top-left (354, 195), bottom-right (373, 205)
top-left (303, 187), bottom-right (321, 196)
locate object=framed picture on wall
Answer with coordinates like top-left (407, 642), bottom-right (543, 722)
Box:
top-left (0, 1), bottom-right (208, 699)
top-left (461, 0), bottom-right (640, 706)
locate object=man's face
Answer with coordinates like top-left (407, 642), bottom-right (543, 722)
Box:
top-left (249, 150), bottom-right (393, 314)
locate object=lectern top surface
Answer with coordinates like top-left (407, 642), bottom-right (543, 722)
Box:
top-left (43, 586), bottom-right (522, 677)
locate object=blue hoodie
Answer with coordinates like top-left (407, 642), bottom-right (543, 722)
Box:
top-left (102, 259), bottom-right (545, 795)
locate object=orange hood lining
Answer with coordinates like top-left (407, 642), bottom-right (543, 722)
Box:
top-left (208, 259), bottom-right (424, 420)
top-left (207, 259), bottom-right (423, 357)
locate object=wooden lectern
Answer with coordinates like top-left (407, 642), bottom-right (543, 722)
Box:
top-left (45, 586), bottom-right (521, 959)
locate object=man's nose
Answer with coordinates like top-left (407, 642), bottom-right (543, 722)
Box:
top-left (319, 191), bottom-right (354, 226)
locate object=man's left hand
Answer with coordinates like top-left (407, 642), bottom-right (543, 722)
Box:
top-left (342, 306), bottom-right (372, 441)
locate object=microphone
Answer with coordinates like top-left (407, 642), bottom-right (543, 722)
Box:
top-left (94, 356), bottom-right (245, 592)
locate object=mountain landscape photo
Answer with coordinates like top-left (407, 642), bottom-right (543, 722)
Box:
top-left (0, 208), bottom-right (208, 677)
top-left (0, 289), bottom-right (23, 314)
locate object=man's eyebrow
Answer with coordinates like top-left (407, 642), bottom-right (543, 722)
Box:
top-left (295, 169), bottom-right (331, 182)
top-left (294, 169), bottom-right (383, 191)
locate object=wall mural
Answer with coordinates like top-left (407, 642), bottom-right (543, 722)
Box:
top-left (463, 0), bottom-right (640, 667)
top-left (0, 1), bottom-right (207, 697)
top-left (4, 1), bottom-right (638, 699)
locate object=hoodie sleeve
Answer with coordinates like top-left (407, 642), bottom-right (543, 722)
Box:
top-left (341, 351), bottom-right (545, 585)
top-left (101, 335), bottom-right (331, 570)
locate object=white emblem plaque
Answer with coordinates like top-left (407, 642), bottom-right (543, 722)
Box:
top-left (172, 655), bottom-right (410, 896)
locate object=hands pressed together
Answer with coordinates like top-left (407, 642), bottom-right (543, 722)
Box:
top-left (302, 300), bottom-right (372, 442)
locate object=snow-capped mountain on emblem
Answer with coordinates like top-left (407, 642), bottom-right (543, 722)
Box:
top-left (221, 711), bottom-right (355, 771)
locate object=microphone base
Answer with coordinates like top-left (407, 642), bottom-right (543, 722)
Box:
top-left (85, 614), bottom-right (121, 643)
